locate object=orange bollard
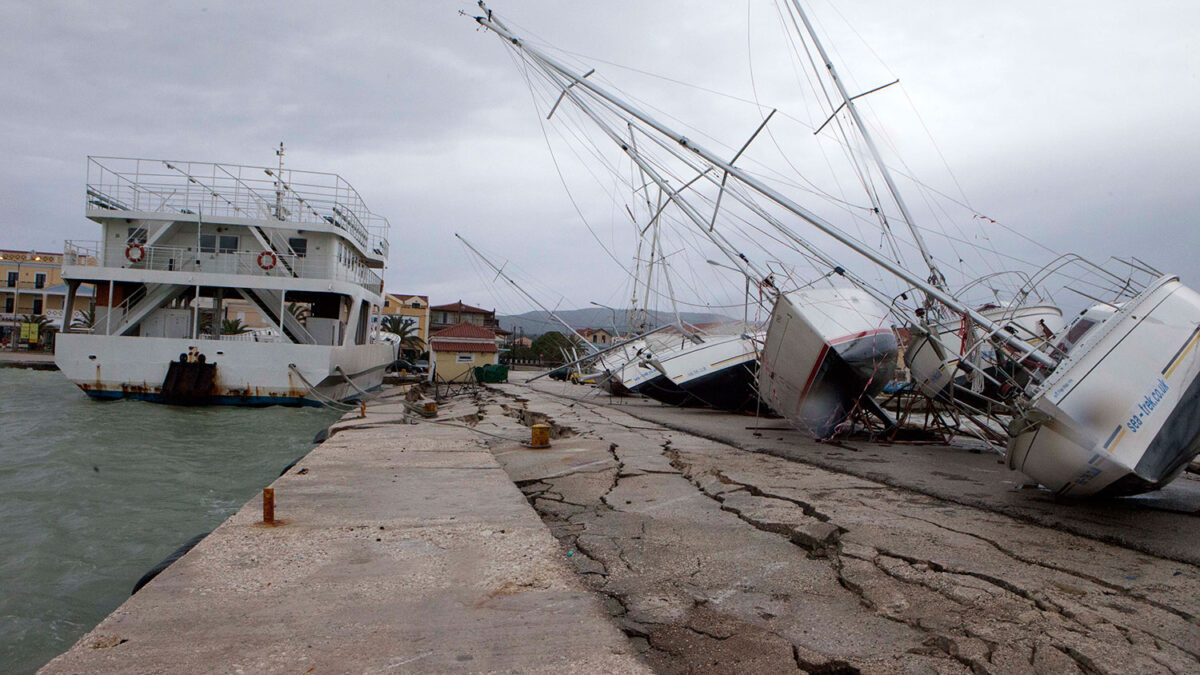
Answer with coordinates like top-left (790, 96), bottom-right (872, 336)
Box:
top-left (263, 488), bottom-right (275, 524)
top-left (530, 423), bottom-right (551, 449)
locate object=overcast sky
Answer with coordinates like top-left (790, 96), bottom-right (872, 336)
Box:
top-left (2, 1), bottom-right (1197, 316)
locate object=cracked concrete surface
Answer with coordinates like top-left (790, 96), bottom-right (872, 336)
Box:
top-left (478, 377), bottom-right (1200, 674)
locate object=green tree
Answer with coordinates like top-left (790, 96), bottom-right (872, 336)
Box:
top-left (381, 315), bottom-right (425, 356)
top-left (530, 331), bottom-right (581, 362)
top-left (70, 307), bottom-right (97, 330)
top-left (286, 302), bottom-right (310, 326)
top-left (221, 318), bottom-right (252, 335)
top-left (20, 314), bottom-right (56, 350)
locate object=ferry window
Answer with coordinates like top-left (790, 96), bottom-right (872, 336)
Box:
top-left (5, 272), bottom-right (15, 287)
top-left (288, 238), bottom-right (307, 257)
top-left (127, 227), bottom-right (147, 244)
top-left (34, 273), bottom-right (45, 289)
top-left (218, 235), bottom-right (238, 253)
top-left (200, 234), bottom-right (217, 253)
top-left (32, 298), bottom-right (43, 314)
top-left (456, 353), bottom-right (474, 363)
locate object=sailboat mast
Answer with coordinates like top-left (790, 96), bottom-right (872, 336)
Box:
top-left (786, 0), bottom-right (945, 290)
top-left (474, 9), bottom-right (1055, 368)
top-left (455, 234), bottom-right (600, 353)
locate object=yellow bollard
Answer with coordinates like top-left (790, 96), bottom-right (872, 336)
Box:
top-left (530, 423), bottom-right (551, 449)
top-left (263, 488), bottom-right (275, 525)
top-left (423, 401), bottom-right (438, 417)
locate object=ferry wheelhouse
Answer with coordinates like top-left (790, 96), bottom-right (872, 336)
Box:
top-left (54, 156), bottom-right (392, 405)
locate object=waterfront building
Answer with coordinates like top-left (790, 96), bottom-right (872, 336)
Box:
top-left (579, 327), bottom-right (614, 346)
top-left (0, 249), bottom-right (96, 343)
top-left (379, 293), bottom-right (431, 344)
top-left (429, 300), bottom-right (502, 333)
top-left (428, 322), bottom-right (499, 382)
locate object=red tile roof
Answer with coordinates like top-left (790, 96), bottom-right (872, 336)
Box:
top-left (430, 300), bottom-right (492, 314)
top-left (430, 322), bottom-right (498, 340)
top-left (430, 341), bottom-right (498, 353)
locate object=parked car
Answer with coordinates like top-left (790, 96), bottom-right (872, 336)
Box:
top-left (414, 359), bottom-right (429, 372)
top-left (388, 359), bottom-right (422, 374)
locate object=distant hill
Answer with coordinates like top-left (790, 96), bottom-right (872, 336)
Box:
top-left (498, 308), bottom-right (733, 337)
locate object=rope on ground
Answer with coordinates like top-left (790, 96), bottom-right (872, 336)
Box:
top-left (288, 364), bottom-right (357, 412)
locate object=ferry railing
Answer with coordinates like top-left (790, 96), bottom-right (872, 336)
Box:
top-left (85, 157), bottom-right (390, 262)
top-left (98, 243), bottom-right (382, 294)
top-left (63, 240), bottom-right (100, 266)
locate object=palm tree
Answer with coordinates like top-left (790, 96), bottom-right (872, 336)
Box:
top-left (381, 315), bottom-right (425, 355)
top-left (20, 314), bottom-right (55, 350)
top-left (286, 302), bottom-right (310, 326)
top-left (221, 318), bottom-right (252, 335)
top-left (71, 307), bottom-right (97, 330)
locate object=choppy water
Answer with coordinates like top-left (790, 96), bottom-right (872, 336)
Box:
top-left (0, 369), bottom-right (342, 674)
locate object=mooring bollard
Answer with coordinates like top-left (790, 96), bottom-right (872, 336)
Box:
top-left (530, 423), bottom-right (551, 449)
top-left (423, 401), bottom-right (437, 416)
top-left (263, 487), bottom-right (275, 524)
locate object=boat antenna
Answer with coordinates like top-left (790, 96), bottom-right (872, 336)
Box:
top-left (274, 141), bottom-right (286, 221)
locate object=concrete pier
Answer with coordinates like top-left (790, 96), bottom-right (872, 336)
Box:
top-left (39, 389), bottom-right (645, 673)
top-left (41, 376), bottom-right (1200, 673)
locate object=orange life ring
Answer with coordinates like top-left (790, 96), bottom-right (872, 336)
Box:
top-left (257, 251), bottom-right (278, 270)
top-left (125, 243), bottom-right (145, 263)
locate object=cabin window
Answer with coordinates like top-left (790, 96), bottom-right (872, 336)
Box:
top-left (288, 238), bottom-right (307, 257)
top-left (200, 234), bottom-right (216, 253)
top-left (5, 272), bottom-right (16, 287)
top-left (218, 235), bottom-right (238, 253)
top-left (34, 273), bottom-right (45, 289)
top-left (127, 227), bottom-right (147, 244)
top-left (456, 353), bottom-right (474, 363)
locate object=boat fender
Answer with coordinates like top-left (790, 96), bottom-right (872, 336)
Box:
top-left (257, 251), bottom-right (278, 270)
top-left (130, 531), bottom-right (210, 595)
top-left (125, 243), bottom-right (145, 263)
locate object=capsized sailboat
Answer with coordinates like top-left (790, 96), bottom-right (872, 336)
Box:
top-left (473, 3), bottom-right (1200, 494)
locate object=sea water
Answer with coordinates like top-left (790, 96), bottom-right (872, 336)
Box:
top-left (0, 368), bottom-right (342, 673)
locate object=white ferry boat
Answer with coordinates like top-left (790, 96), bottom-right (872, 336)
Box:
top-left (54, 155), bottom-right (392, 406)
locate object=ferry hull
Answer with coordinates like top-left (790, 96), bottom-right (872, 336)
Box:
top-left (55, 334), bottom-right (390, 407)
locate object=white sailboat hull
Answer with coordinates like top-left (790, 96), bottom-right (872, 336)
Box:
top-left (1008, 276), bottom-right (1200, 496)
top-left (907, 304), bottom-right (1065, 401)
top-left (758, 287), bottom-right (898, 437)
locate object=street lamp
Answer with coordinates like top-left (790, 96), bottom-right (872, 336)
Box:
top-left (589, 301), bottom-right (620, 338)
